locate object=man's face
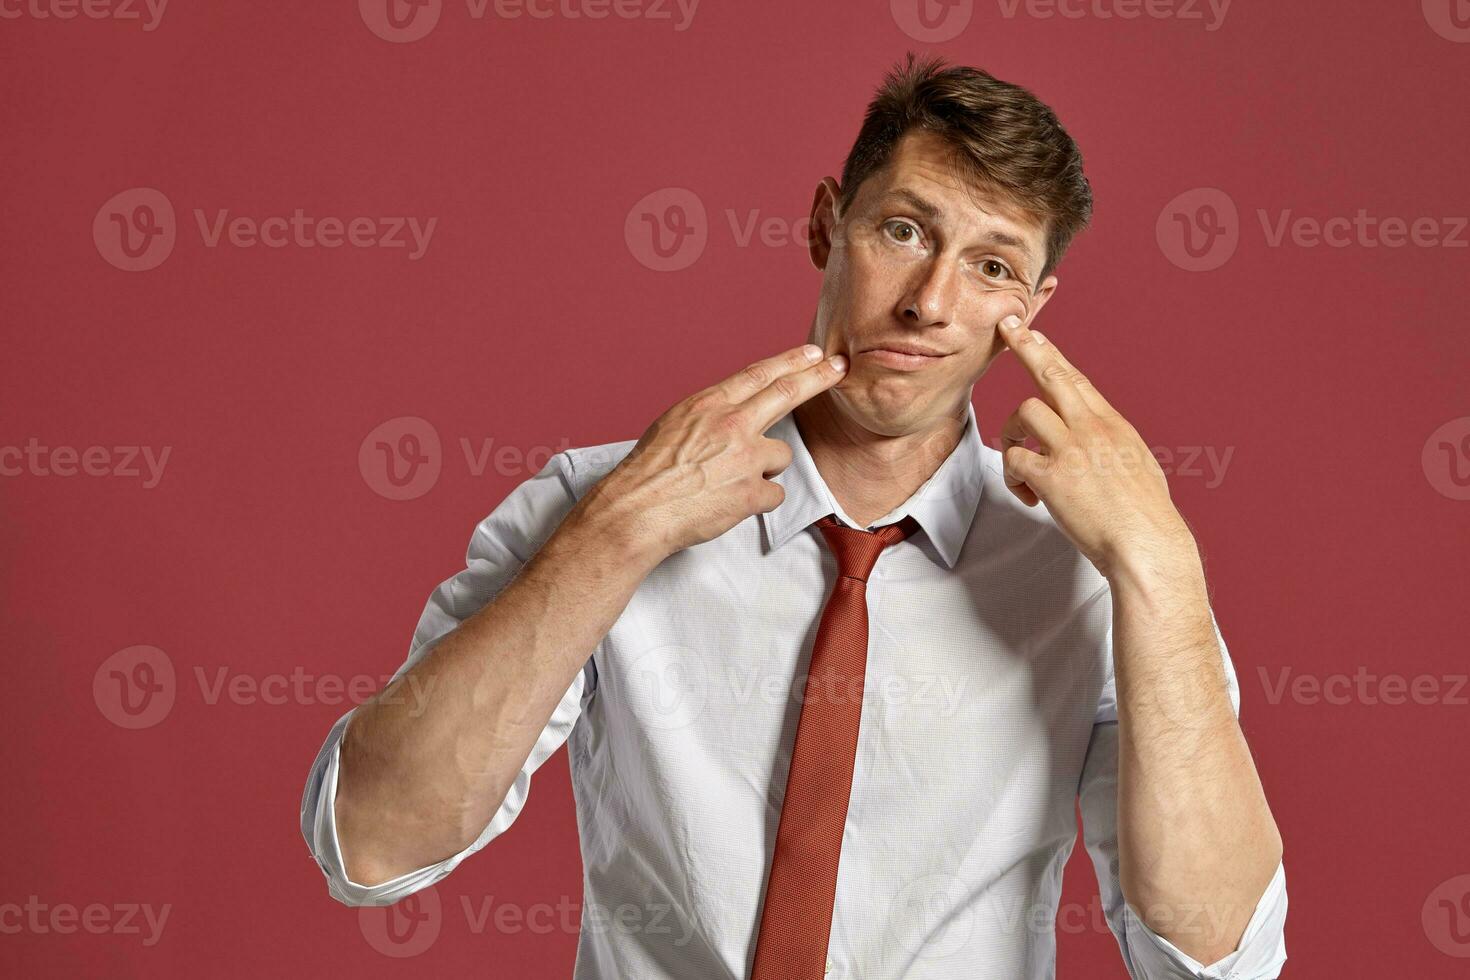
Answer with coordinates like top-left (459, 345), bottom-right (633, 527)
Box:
top-left (807, 129), bottom-right (1058, 434)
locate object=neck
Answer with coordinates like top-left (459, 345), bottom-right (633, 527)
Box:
top-left (792, 391), bottom-right (969, 528)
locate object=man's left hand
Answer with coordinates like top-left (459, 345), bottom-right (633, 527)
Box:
top-left (995, 314), bottom-right (1196, 581)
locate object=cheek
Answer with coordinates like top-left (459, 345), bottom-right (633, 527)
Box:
top-left (974, 281), bottom-right (1033, 320)
top-left (967, 286), bottom-right (1031, 341)
top-left (829, 237), bottom-right (884, 295)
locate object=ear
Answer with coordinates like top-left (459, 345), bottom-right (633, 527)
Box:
top-left (808, 176), bottom-right (842, 272)
top-left (1026, 274), bottom-right (1059, 325)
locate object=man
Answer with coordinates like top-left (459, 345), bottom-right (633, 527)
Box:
top-left (302, 54), bottom-right (1287, 978)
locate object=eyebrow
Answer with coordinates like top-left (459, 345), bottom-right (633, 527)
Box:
top-left (879, 187), bottom-right (1036, 263)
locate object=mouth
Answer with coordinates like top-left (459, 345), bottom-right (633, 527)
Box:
top-left (856, 346), bottom-right (950, 370)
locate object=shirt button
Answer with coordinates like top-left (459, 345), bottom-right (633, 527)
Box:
top-left (825, 959), bottom-right (834, 975)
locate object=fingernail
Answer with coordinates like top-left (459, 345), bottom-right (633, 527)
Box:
top-left (803, 344), bottom-right (823, 361)
top-left (1032, 330), bottom-right (1047, 345)
top-left (1000, 315), bottom-right (1022, 331)
top-left (828, 354), bottom-right (848, 372)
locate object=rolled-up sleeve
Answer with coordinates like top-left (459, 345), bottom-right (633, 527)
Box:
top-left (1079, 609), bottom-right (1289, 978)
top-left (299, 450), bottom-right (598, 907)
top-left (1116, 858), bottom-right (1287, 979)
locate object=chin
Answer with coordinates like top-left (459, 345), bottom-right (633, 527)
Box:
top-left (838, 387), bottom-right (935, 429)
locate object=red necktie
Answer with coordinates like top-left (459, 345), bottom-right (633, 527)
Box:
top-left (750, 513), bottom-right (920, 980)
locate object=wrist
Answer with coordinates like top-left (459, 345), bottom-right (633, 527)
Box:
top-left (560, 490), bottom-right (669, 575)
top-left (1101, 528), bottom-right (1205, 597)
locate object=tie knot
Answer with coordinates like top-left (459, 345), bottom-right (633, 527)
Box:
top-left (815, 513), bottom-right (917, 583)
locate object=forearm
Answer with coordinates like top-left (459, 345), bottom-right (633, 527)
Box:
top-left (334, 497), bottom-right (664, 886)
top-left (1110, 537), bottom-right (1283, 965)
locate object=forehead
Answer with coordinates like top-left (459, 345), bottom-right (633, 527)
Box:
top-left (852, 129), bottom-right (1046, 245)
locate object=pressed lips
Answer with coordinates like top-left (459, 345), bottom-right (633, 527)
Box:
top-left (857, 342), bottom-right (949, 370)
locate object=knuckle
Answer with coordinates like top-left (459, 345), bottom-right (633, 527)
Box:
top-left (770, 375), bottom-right (800, 403)
top-left (740, 362), bottom-right (770, 389)
top-left (686, 390), bottom-right (720, 414)
top-left (718, 410), bottom-right (747, 436)
top-left (1040, 362), bottom-right (1073, 385)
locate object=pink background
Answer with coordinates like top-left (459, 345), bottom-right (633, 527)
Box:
top-left (3, 0), bottom-right (1469, 975)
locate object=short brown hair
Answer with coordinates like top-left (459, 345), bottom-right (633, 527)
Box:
top-left (838, 52), bottom-right (1093, 284)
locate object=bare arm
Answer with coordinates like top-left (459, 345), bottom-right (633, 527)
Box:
top-left (333, 497), bottom-right (660, 886)
top-left (995, 315), bottom-right (1283, 966)
top-left (332, 342), bottom-right (850, 886)
top-left (1110, 541), bottom-right (1282, 964)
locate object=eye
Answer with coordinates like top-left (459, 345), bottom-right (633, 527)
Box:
top-left (882, 219), bottom-right (923, 247)
top-left (978, 259), bottom-right (1012, 281)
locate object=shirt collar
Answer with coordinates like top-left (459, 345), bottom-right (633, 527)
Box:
top-left (759, 400), bottom-right (986, 569)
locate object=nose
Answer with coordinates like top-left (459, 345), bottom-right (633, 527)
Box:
top-left (898, 256), bottom-right (959, 328)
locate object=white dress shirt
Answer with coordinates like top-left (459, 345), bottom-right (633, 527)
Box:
top-left (302, 399), bottom-right (1288, 979)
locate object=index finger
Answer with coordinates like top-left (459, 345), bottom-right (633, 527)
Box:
top-left (726, 344), bottom-right (849, 431)
top-left (997, 316), bottom-right (1114, 418)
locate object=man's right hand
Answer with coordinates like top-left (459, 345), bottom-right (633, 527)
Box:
top-left (578, 343), bottom-right (849, 565)
top-left (326, 342), bottom-right (846, 892)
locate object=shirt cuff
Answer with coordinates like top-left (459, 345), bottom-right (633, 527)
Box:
top-left (1122, 859), bottom-right (1288, 979)
top-left (307, 733), bottom-right (472, 907)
